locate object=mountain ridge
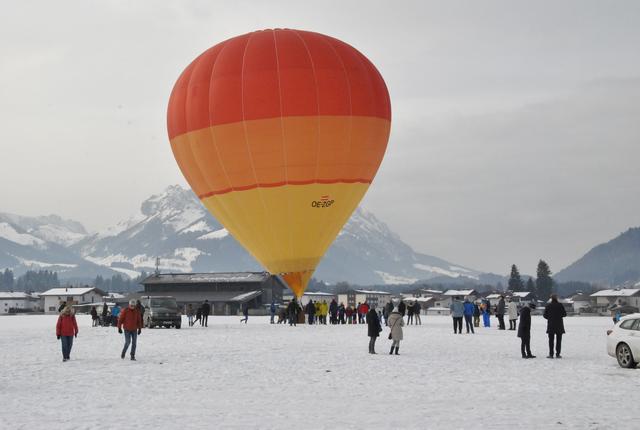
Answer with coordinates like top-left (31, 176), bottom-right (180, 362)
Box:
top-left (1, 185), bottom-right (483, 287)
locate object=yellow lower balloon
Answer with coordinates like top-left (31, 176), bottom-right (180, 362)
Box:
top-left (201, 182), bottom-right (369, 297)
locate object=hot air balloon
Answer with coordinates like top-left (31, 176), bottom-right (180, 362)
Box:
top-left (167, 29), bottom-right (391, 298)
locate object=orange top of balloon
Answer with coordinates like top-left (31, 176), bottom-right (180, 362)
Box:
top-left (167, 29), bottom-right (391, 297)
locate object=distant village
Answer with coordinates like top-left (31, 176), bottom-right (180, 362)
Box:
top-left (1, 270), bottom-right (639, 318)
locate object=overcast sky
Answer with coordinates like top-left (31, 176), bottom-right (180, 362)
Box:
top-left (1, 0), bottom-right (639, 276)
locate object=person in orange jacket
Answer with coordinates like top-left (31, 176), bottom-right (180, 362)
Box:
top-left (56, 305), bottom-right (79, 362)
top-left (118, 299), bottom-right (142, 361)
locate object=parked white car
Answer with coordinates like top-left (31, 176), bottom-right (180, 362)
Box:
top-left (607, 313), bottom-right (640, 368)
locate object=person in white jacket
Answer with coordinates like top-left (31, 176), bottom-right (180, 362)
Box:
top-left (507, 299), bottom-right (519, 330)
top-left (387, 309), bottom-right (404, 355)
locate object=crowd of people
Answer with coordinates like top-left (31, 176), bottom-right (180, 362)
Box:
top-left (273, 298), bottom-right (379, 326)
top-left (54, 293), bottom-right (568, 362)
top-left (444, 294), bottom-right (568, 359)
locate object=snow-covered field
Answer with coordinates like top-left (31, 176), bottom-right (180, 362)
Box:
top-left (0, 315), bottom-right (637, 429)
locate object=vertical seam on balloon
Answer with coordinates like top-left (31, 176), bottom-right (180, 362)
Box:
top-left (206, 38), bottom-right (253, 249)
top-left (272, 30), bottom-right (288, 185)
top-left (291, 30), bottom-right (322, 182)
top-left (353, 50), bottom-right (379, 180)
top-left (292, 30), bottom-right (323, 280)
top-left (327, 39), bottom-right (353, 182)
top-left (320, 38), bottom-right (358, 255)
top-left (273, 29), bottom-right (295, 269)
top-left (241, 31), bottom-right (277, 261)
top-left (173, 66), bottom-right (198, 192)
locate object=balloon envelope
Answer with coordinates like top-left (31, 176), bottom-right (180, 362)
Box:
top-left (167, 29), bottom-right (391, 297)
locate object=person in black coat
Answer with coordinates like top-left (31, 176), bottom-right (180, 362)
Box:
top-left (329, 299), bottom-right (338, 324)
top-left (398, 300), bottom-right (406, 317)
top-left (201, 300), bottom-right (211, 327)
top-left (366, 304), bottom-right (382, 354)
top-left (240, 302), bottom-right (249, 324)
top-left (543, 295), bottom-right (567, 358)
top-left (305, 300), bottom-right (316, 324)
top-left (496, 296), bottom-right (506, 330)
top-left (287, 299), bottom-right (299, 327)
top-left (517, 303), bottom-right (536, 359)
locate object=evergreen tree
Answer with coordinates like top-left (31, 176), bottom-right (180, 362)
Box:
top-left (536, 260), bottom-right (553, 300)
top-left (525, 277), bottom-right (535, 294)
top-left (2, 269), bottom-right (15, 290)
top-left (508, 264), bottom-right (524, 291)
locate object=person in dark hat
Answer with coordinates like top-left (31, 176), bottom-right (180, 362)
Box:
top-left (518, 303), bottom-right (536, 359)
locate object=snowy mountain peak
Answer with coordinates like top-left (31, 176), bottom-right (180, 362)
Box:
top-left (0, 212), bottom-right (87, 247)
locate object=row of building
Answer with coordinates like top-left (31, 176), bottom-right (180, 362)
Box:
top-left (1, 271), bottom-right (639, 316)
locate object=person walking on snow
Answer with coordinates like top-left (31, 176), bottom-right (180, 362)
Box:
top-left (56, 305), bottom-right (78, 362)
top-left (544, 294), bottom-right (567, 359)
top-left (240, 302), bottom-right (249, 324)
top-left (193, 306), bottom-right (202, 327)
top-left (387, 307), bottom-right (404, 355)
top-left (118, 299), bottom-right (142, 361)
top-left (186, 304), bottom-right (194, 327)
top-left (367, 304), bottom-right (382, 354)
top-left (507, 298), bottom-right (518, 330)
top-left (449, 297), bottom-right (464, 334)
top-left (463, 297), bottom-right (475, 334)
top-left (518, 303), bottom-right (536, 359)
top-left (496, 296), bottom-right (506, 330)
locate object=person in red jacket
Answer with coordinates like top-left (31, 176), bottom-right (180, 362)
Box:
top-left (118, 299), bottom-right (142, 361)
top-left (56, 305), bottom-right (79, 362)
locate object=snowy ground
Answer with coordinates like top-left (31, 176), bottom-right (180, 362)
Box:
top-left (0, 314), bottom-right (638, 429)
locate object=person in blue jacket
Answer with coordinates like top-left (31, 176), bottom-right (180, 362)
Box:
top-left (110, 303), bottom-right (121, 327)
top-left (482, 299), bottom-right (491, 327)
top-left (463, 297), bottom-right (475, 334)
top-left (270, 301), bottom-right (277, 324)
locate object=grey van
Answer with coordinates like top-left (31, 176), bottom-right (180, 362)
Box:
top-left (141, 296), bottom-right (181, 329)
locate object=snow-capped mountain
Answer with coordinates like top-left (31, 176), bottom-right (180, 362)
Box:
top-left (2, 185), bottom-right (483, 286)
top-left (0, 213), bottom-right (120, 279)
top-left (74, 185), bottom-right (481, 285)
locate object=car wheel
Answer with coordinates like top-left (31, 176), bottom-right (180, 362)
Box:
top-left (175, 324), bottom-right (181, 329)
top-left (616, 343), bottom-right (637, 368)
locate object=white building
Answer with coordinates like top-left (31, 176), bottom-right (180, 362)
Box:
top-left (0, 292), bottom-right (42, 314)
top-left (590, 289), bottom-right (640, 312)
top-left (40, 287), bottom-right (106, 314)
top-left (570, 293), bottom-right (593, 313)
top-left (438, 289), bottom-right (477, 309)
top-left (337, 290), bottom-right (392, 309)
